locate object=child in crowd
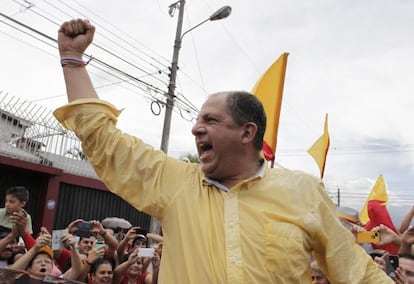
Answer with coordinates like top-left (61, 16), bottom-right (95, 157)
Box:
top-left (0, 186), bottom-right (33, 234)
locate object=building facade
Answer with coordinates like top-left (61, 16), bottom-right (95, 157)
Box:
top-left (0, 94), bottom-right (151, 234)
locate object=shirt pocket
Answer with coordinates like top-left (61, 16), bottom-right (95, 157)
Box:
top-left (264, 222), bottom-right (309, 278)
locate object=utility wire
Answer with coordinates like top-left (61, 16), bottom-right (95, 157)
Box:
top-left (277, 144), bottom-right (414, 156)
top-left (0, 12), bottom-right (164, 96)
top-left (61, 0), bottom-right (171, 67)
top-left (0, 17), bottom-right (163, 105)
top-left (15, 0), bottom-right (169, 88)
top-left (183, 8), bottom-right (208, 97)
top-left (3, 1), bottom-right (201, 121)
top-left (42, 0), bottom-right (169, 87)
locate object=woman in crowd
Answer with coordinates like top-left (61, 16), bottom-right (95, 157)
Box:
top-left (113, 248), bottom-right (152, 284)
top-left (89, 258), bottom-right (114, 284)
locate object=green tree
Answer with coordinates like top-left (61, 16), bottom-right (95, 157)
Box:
top-left (179, 153), bottom-right (199, 164)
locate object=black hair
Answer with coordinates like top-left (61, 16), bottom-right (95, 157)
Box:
top-left (132, 236), bottom-right (147, 247)
top-left (225, 91), bottom-right (266, 151)
top-left (6, 186), bottom-right (29, 202)
top-left (90, 258), bottom-right (112, 274)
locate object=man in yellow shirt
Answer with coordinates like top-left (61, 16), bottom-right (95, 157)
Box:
top-left (54, 19), bottom-right (392, 283)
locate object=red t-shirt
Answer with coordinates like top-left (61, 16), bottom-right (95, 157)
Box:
top-left (120, 271), bottom-right (149, 284)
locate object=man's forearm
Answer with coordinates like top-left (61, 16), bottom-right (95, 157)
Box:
top-left (62, 66), bottom-right (98, 102)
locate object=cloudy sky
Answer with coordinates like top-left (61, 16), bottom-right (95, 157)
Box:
top-left (1, 0), bottom-right (413, 225)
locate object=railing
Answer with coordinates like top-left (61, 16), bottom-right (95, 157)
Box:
top-left (0, 91), bottom-right (98, 179)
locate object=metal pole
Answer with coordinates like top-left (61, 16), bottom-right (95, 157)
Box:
top-left (160, 0), bottom-right (185, 153)
top-left (337, 187), bottom-right (340, 207)
top-left (150, 2), bottom-right (230, 237)
top-left (150, 0), bottom-right (185, 237)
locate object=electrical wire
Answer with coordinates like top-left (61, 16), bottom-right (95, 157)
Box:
top-left (20, 0), bottom-right (170, 87)
top-left (0, 10), bottom-right (164, 99)
top-left (183, 7), bottom-right (208, 97)
top-left (5, 0), bottom-right (202, 121)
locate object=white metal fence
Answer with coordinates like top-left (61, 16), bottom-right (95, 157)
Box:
top-left (0, 91), bottom-right (98, 179)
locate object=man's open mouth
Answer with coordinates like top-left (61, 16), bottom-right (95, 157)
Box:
top-left (200, 143), bottom-right (212, 153)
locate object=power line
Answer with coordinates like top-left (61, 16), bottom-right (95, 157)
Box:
top-left (2, 1), bottom-right (201, 121)
top-left (58, 0), bottom-right (171, 68)
top-left (277, 144), bottom-right (414, 157)
top-left (11, 0), bottom-right (169, 87)
top-left (38, 0), bottom-right (170, 88)
top-left (0, 12), bottom-right (161, 93)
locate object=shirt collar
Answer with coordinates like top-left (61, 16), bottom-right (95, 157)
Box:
top-left (202, 159), bottom-right (266, 192)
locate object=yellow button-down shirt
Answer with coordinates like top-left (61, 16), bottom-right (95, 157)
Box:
top-left (54, 99), bottom-right (392, 284)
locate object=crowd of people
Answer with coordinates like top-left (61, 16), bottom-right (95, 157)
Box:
top-left (0, 186), bottom-right (162, 283)
top-left (1, 186), bottom-right (414, 283)
top-left (331, 205), bottom-right (414, 283)
top-left (1, 17), bottom-right (414, 283)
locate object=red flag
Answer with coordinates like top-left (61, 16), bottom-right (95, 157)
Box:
top-left (307, 113), bottom-right (330, 179)
top-left (359, 174), bottom-right (388, 225)
top-left (360, 175), bottom-right (399, 254)
top-left (252, 53), bottom-right (289, 162)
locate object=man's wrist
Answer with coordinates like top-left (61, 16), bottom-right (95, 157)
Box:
top-left (99, 230), bottom-right (107, 237)
top-left (59, 51), bottom-right (83, 59)
top-left (61, 57), bottom-right (90, 67)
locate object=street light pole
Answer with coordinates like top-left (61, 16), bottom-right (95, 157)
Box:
top-left (160, 2), bottom-right (232, 153)
top-left (160, 0), bottom-right (186, 153)
top-left (150, 2), bottom-right (232, 236)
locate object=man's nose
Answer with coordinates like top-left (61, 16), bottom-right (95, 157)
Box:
top-left (191, 122), bottom-right (205, 136)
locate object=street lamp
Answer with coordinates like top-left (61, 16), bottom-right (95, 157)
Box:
top-left (180, 6), bottom-right (232, 40)
top-left (160, 2), bottom-right (232, 153)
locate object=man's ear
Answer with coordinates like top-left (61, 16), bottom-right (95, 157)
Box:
top-left (20, 201), bottom-right (27, 208)
top-left (241, 122), bottom-right (258, 144)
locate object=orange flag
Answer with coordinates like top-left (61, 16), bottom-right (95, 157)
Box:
top-left (252, 52), bottom-right (289, 162)
top-left (307, 113), bottom-right (330, 179)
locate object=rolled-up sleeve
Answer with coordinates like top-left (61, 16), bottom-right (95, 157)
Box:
top-left (54, 99), bottom-right (191, 220)
top-left (307, 184), bottom-right (392, 283)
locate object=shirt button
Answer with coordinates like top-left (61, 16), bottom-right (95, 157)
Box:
top-left (232, 256), bottom-right (241, 264)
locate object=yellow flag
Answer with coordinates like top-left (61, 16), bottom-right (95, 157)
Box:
top-left (359, 174), bottom-right (388, 225)
top-left (252, 52), bottom-right (289, 162)
top-left (307, 113), bottom-right (330, 178)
